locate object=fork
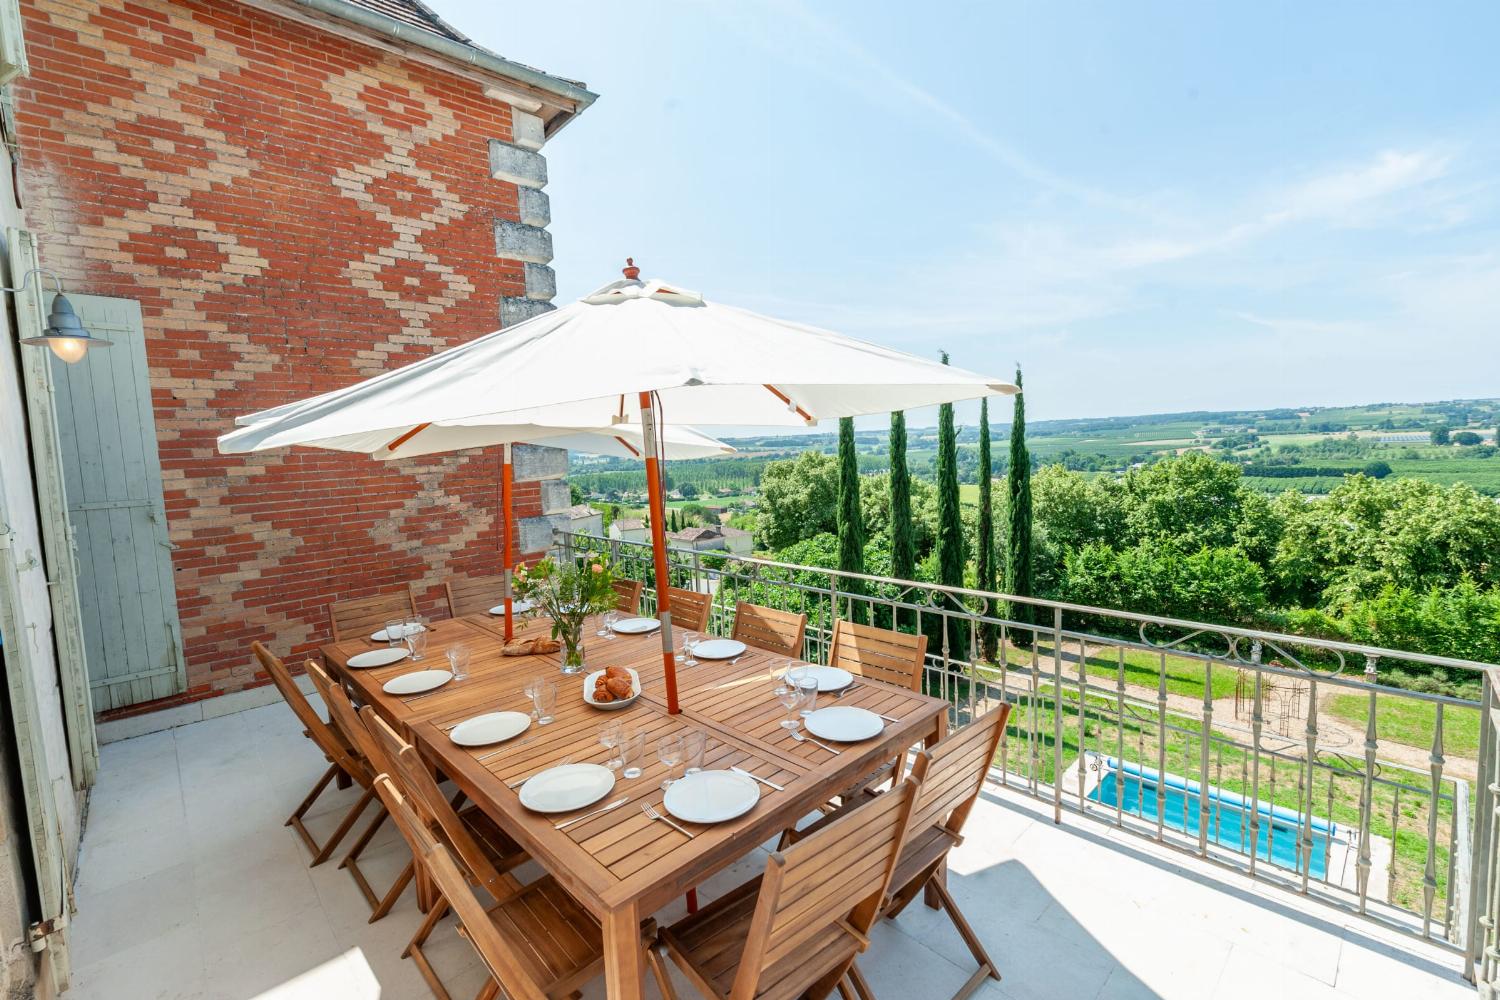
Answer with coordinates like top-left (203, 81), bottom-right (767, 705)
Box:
top-left (642, 801), bottom-right (694, 838)
top-left (833, 681), bottom-right (863, 699)
top-left (791, 730), bottom-right (841, 755)
top-left (475, 734), bottom-right (537, 761)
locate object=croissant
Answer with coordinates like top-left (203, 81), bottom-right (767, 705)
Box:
top-left (604, 665), bottom-right (632, 682)
top-left (591, 682), bottom-right (615, 703)
top-left (604, 675), bottom-right (633, 699)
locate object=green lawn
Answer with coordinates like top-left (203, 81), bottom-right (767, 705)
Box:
top-left (988, 639), bottom-right (1239, 700)
top-left (1324, 693), bottom-right (1481, 758)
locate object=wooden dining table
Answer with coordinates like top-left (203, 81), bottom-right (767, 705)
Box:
top-left (322, 609), bottom-right (948, 999)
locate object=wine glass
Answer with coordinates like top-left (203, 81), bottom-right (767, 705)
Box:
top-left (773, 677), bottom-right (803, 732)
top-left (598, 610), bottom-right (619, 638)
top-left (599, 723), bottom-right (622, 771)
top-left (658, 734), bottom-right (684, 791)
top-left (681, 632), bottom-right (700, 667)
top-left (787, 664), bottom-right (816, 717)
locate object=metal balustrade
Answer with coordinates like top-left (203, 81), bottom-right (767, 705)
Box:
top-left (554, 529), bottom-right (1497, 983)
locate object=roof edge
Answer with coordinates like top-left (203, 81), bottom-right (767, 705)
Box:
top-left (288, 0), bottom-right (598, 120)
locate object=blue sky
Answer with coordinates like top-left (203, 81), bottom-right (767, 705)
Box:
top-left (434, 1), bottom-right (1500, 430)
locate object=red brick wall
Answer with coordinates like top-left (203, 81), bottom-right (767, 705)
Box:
top-left (13, 0), bottom-right (549, 714)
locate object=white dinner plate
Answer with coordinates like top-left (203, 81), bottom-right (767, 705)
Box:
top-left (693, 639), bottom-right (746, 660)
top-left (519, 763), bottom-right (616, 814)
top-left (611, 617), bottom-right (661, 635)
top-left (347, 647), bottom-right (409, 669)
top-left (805, 705), bottom-right (884, 742)
top-left (583, 668), bottom-right (641, 710)
top-left (794, 665), bottom-right (854, 692)
top-left (370, 622), bottom-right (426, 642)
top-left (382, 670), bottom-right (453, 696)
top-left (664, 770), bottom-right (761, 824)
top-left (488, 600), bottom-right (534, 616)
top-left (449, 711), bottom-right (531, 747)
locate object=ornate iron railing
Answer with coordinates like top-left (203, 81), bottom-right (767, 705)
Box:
top-left (557, 529), bottom-right (1494, 976)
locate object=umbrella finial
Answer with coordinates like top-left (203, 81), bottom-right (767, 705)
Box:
top-left (622, 257), bottom-right (641, 280)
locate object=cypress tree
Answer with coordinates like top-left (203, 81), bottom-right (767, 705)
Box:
top-left (889, 412), bottom-right (916, 630)
top-left (934, 352), bottom-right (967, 661)
top-left (1007, 367), bottom-right (1034, 646)
top-left (976, 397), bottom-right (997, 660)
top-left (836, 417), bottom-right (868, 622)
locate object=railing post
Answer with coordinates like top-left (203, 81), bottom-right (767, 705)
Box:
top-left (1052, 606), bottom-right (1064, 824)
top-left (1356, 654), bottom-right (1380, 914)
top-left (1469, 669), bottom-right (1499, 987)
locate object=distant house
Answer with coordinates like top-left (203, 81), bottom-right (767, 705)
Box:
top-left (609, 518), bottom-right (650, 544)
top-left (562, 504), bottom-right (604, 538)
top-left (668, 525), bottom-right (754, 556)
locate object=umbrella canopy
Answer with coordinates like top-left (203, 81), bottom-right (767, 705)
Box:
top-left (219, 274), bottom-right (1016, 454)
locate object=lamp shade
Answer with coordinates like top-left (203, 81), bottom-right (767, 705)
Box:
top-left (19, 293), bottom-right (112, 363)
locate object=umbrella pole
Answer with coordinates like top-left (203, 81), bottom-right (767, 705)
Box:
top-left (501, 443), bottom-right (514, 641)
top-left (639, 391), bottom-right (680, 714)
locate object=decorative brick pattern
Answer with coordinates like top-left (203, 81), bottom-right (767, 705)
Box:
top-left (13, 0), bottom-right (563, 711)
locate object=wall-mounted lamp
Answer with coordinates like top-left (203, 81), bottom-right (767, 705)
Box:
top-left (3, 268), bottom-right (111, 363)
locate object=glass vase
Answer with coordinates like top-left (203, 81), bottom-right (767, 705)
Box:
top-left (559, 623), bottom-right (586, 675)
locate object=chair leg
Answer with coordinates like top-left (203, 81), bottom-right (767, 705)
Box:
top-left (847, 962), bottom-right (877, 1000)
top-left (339, 807), bottom-right (413, 921)
top-left (367, 860), bottom-right (415, 923)
top-left (287, 763), bottom-right (372, 866)
top-left (932, 879), bottom-right (1001, 986)
top-left (647, 943), bottom-right (679, 1000)
top-left (472, 978), bottom-right (499, 1000)
top-left (310, 786), bottom-right (374, 866)
top-left (340, 804), bottom-right (389, 870)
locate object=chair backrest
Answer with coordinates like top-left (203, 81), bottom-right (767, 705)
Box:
top-left (361, 708), bottom-right (513, 898)
top-left (731, 602), bottom-right (807, 657)
top-left (827, 619), bottom-right (928, 692)
top-left (443, 573), bottom-right (507, 618)
top-left (308, 661), bottom-right (394, 780)
top-left (329, 584), bottom-right (419, 641)
top-left (252, 642), bottom-right (367, 783)
top-left (612, 578), bottom-right (643, 615)
top-left (731, 780), bottom-right (916, 1000)
top-left (908, 703), bottom-right (1011, 838)
top-left (372, 775), bottom-right (549, 1000)
top-left (665, 586), bottom-right (711, 632)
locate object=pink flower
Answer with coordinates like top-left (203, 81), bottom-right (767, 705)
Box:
top-left (591, 563), bottom-right (603, 574)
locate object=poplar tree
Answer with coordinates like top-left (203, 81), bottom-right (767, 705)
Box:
top-left (934, 352), bottom-right (967, 661)
top-left (836, 417), bottom-right (868, 622)
top-left (976, 397), bottom-right (997, 661)
top-left (1007, 367), bottom-right (1034, 646)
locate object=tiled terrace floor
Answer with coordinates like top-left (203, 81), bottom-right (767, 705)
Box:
top-left (67, 699), bottom-right (1475, 1000)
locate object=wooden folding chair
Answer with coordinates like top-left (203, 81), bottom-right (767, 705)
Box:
top-left (443, 573), bottom-right (507, 618)
top-left (329, 583), bottom-right (420, 641)
top-left (731, 601), bottom-right (807, 656)
top-left (612, 577), bottom-right (643, 614)
top-left (786, 704), bottom-right (1013, 1000)
top-left (371, 773), bottom-right (664, 1000)
top-left (829, 618), bottom-right (928, 692)
top-left (362, 711), bottom-right (534, 1000)
top-left (665, 585), bottom-right (711, 632)
top-left (654, 779), bottom-right (918, 1000)
top-left (253, 641), bottom-right (374, 866)
top-left (307, 662), bottom-right (414, 922)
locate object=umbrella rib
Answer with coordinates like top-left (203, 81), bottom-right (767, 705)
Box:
top-left (613, 435), bottom-right (641, 457)
top-left (763, 384), bottom-right (813, 423)
top-left (384, 423), bottom-right (431, 453)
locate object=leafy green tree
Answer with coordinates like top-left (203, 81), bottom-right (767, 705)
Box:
top-left (889, 411), bottom-right (916, 588)
top-left (859, 473), bottom-right (939, 558)
top-left (1431, 426), bottom-right (1451, 445)
top-left (758, 451), bottom-right (838, 549)
top-left (976, 398), bottom-right (998, 659)
top-left (1453, 430), bottom-right (1482, 446)
top-left (1031, 465), bottom-right (1124, 574)
top-left (836, 418), bottom-right (868, 622)
top-left (1061, 542), bottom-right (1267, 626)
top-left (678, 482), bottom-right (699, 499)
top-left (934, 353), bottom-right (967, 659)
top-left (1006, 368), bottom-right (1034, 645)
top-left (1362, 460), bottom-right (1393, 479)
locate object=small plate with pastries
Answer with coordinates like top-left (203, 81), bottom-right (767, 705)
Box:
top-left (583, 666), bottom-right (641, 710)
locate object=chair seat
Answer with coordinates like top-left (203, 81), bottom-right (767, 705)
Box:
top-left (890, 824), bottom-right (961, 891)
top-left (661, 876), bottom-right (861, 1000)
top-left (463, 875), bottom-right (655, 998)
top-left (458, 804), bottom-right (524, 867)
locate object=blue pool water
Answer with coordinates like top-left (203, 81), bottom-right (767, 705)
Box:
top-left (1087, 758), bottom-right (1333, 879)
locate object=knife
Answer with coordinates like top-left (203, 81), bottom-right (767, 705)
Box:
top-left (555, 795), bottom-right (629, 830)
top-left (731, 766), bottom-right (784, 792)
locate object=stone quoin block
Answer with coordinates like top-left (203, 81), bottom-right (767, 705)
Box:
top-left (501, 296), bottom-right (555, 327)
top-left (510, 109), bottom-right (545, 151)
top-left (488, 140), bottom-right (547, 188)
top-left (517, 515), bottom-right (559, 554)
top-left (524, 263), bottom-right (556, 301)
top-left (494, 219), bottom-right (553, 264)
top-left (518, 187), bottom-right (550, 228)
top-left (538, 479), bottom-right (571, 515)
top-left (512, 443), bottom-right (568, 482)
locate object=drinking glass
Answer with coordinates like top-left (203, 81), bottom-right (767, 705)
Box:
top-left (597, 610), bottom-right (619, 638)
top-left (383, 619), bottom-right (407, 648)
top-left (446, 644), bottom-right (471, 681)
top-left (599, 723), bottom-right (622, 771)
top-left (658, 734), bottom-right (684, 791)
top-left (773, 677), bottom-right (802, 732)
top-left (531, 678), bottom-right (557, 725)
top-left (679, 632), bottom-right (700, 667)
top-left (787, 664), bottom-right (817, 717)
top-left (523, 676), bottom-right (539, 719)
top-left (683, 730), bottom-right (706, 775)
top-left (620, 729), bottom-right (645, 779)
top-left (403, 615), bottom-right (429, 661)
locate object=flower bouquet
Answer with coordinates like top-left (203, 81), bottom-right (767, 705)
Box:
top-left (512, 556), bottom-right (617, 674)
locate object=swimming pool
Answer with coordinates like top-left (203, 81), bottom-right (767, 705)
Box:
top-left (1086, 757), bottom-right (1334, 879)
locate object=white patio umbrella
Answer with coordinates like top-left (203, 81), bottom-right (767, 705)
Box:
top-left (220, 416), bottom-right (733, 640)
top-left (221, 261), bottom-right (1017, 713)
